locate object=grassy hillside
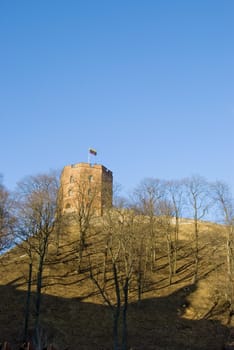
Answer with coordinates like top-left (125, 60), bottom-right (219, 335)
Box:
top-left (0, 213), bottom-right (233, 349)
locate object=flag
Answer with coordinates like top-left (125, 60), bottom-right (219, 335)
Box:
top-left (89, 148), bottom-right (97, 156)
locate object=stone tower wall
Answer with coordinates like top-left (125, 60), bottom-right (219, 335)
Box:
top-left (60, 162), bottom-right (113, 216)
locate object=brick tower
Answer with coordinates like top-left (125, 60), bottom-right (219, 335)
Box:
top-left (59, 162), bottom-right (113, 216)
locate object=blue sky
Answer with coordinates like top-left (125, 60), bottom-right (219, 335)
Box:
top-left (0, 1), bottom-right (233, 196)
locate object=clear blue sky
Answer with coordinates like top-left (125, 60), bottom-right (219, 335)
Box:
top-left (0, 1), bottom-right (233, 195)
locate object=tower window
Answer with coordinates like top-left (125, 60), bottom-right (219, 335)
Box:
top-left (68, 189), bottom-right (73, 196)
top-left (88, 175), bottom-right (93, 182)
top-left (70, 176), bottom-right (74, 183)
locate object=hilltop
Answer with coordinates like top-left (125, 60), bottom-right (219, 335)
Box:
top-left (0, 212), bottom-right (233, 350)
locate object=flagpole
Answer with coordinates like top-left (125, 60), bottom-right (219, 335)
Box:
top-left (88, 148), bottom-right (97, 165)
top-left (88, 149), bottom-right (91, 164)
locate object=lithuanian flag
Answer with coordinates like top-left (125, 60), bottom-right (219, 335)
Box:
top-left (89, 148), bottom-right (97, 156)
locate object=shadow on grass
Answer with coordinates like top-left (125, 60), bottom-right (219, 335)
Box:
top-left (0, 282), bottom-right (230, 350)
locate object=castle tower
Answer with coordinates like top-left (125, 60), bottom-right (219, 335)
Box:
top-left (59, 162), bottom-right (113, 216)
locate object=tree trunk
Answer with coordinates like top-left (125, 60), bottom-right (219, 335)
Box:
top-left (77, 229), bottom-right (86, 273)
top-left (35, 256), bottom-right (45, 350)
top-left (166, 229), bottom-right (173, 285)
top-left (192, 217), bottom-right (199, 284)
top-left (226, 226), bottom-right (234, 315)
top-left (122, 277), bottom-right (129, 350)
top-left (173, 215), bottom-right (179, 274)
top-left (113, 262), bottom-right (120, 350)
top-left (24, 261), bottom-right (32, 342)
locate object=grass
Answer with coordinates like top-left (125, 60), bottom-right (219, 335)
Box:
top-left (0, 215), bottom-right (233, 349)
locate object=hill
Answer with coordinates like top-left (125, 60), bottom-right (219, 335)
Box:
top-left (0, 212), bottom-right (233, 350)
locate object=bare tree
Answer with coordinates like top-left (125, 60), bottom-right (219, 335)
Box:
top-left (184, 175), bottom-right (211, 283)
top-left (166, 179), bottom-right (185, 274)
top-left (112, 182), bottom-right (125, 208)
top-left (15, 172), bottom-right (59, 349)
top-left (132, 178), bottom-right (164, 216)
top-left (157, 200), bottom-right (175, 284)
top-left (89, 208), bottom-right (137, 350)
top-left (132, 178), bottom-right (164, 270)
top-left (212, 181), bottom-right (234, 319)
top-left (0, 176), bottom-right (15, 252)
top-left (62, 178), bottom-right (98, 272)
top-left (133, 223), bottom-right (151, 303)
